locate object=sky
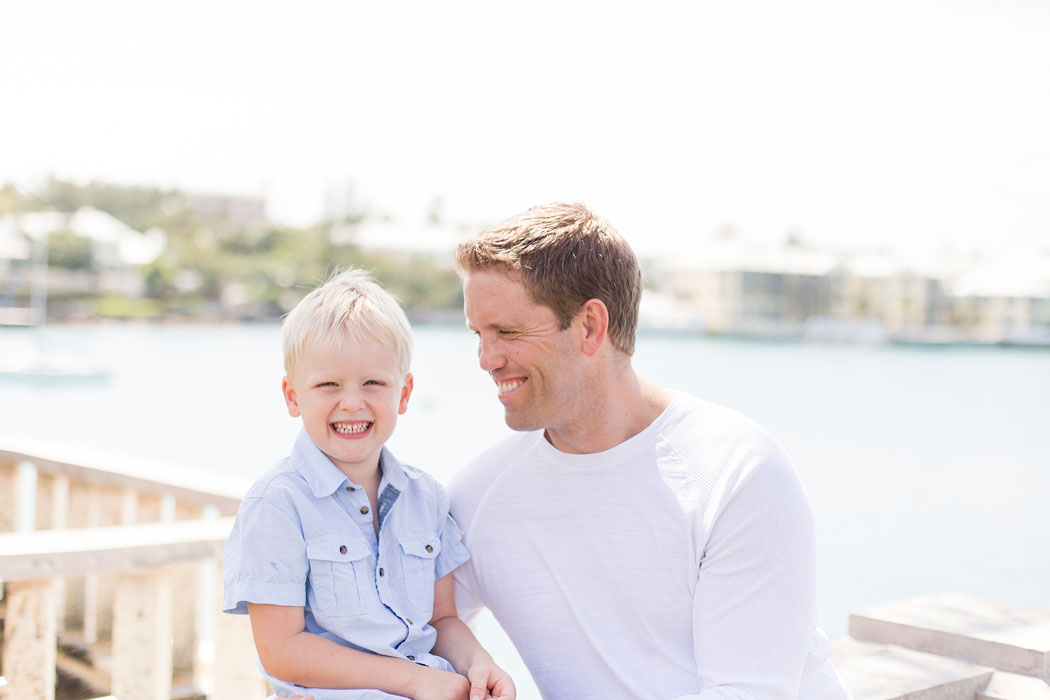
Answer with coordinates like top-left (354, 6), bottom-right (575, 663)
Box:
top-left (2, 0), bottom-right (1048, 257)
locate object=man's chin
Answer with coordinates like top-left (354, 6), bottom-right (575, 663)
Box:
top-left (502, 408), bottom-right (540, 433)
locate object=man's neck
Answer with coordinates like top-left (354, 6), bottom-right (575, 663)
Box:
top-left (544, 374), bottom-right (674, 455)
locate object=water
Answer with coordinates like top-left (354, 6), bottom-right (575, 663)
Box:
top-left (2, 322), bottom-right (1049, 696)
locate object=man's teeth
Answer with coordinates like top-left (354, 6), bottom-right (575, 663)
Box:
top-left (333, 422), bottom-right (371, 434)
top-left (498, 380), bottom-right (523, 395)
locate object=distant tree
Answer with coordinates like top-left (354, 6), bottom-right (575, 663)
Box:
top-left (29, 177), bottom-right (180, 232)
top-left (47, 230), bottom-right (95, 270)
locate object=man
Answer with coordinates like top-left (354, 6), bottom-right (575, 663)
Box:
top-left (449, 203), bottom-right (850, 699)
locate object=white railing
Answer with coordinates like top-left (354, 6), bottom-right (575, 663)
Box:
top-left (0, 443), bottom-right (267, 700)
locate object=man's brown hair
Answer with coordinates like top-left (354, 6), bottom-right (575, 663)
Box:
top-left (455, 202), bottom-right (642, 355)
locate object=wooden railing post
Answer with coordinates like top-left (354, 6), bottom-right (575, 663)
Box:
top-left (50, 474), bottom-right (69, 637)
top-left (212, 562), bottom-right (269, 700)
top-left (82, 482), bottom-right (102, 645)
top-left (15, 460), bottom-right (37, 533)
top-left (171, 499), bottom-right (198, 679)
top-left (0, 458), bottom-right (15, 531)
top-left (1, 579), bottom-right (58, 700)
top-left (112, 568), bottom-right (174, 700)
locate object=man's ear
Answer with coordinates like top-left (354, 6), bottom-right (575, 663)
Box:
top-left (282, 376), bottom-right (301, 418)
top-left (398, 373), bottom-right (414, 415)
top-left (577, 299), bottom-right (609, 357)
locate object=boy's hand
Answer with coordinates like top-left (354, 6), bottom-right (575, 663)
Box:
top-left (467, 661), bottom-right (516, 700)
top-left (412, 666), bottom-right (471, 700)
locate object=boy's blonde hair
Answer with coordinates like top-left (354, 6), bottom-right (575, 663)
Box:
top-left (281, 268), bottom-right (413, 376)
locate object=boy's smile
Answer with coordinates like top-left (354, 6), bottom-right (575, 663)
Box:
top-left (282, 332), bottom-right (412, 479)
top-left (332, 420), bottom-right (373, 435)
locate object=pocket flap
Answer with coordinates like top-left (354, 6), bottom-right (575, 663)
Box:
top-left (306, 534), bottom-right (370, 563)
top-left (399, 534), bottom-right (441, 559)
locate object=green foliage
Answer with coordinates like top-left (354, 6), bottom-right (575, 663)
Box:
top-left (93, 296), bottom-right (165, 319)
top-left (47, 230), bottom-right (95, 270)
top-left (25, 177), bottom-right (181, 233)
top-left (6, 177), bottom-right (465, 320)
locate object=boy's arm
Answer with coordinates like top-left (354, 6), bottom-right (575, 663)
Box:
top-left (429, 573), bottom-right (516, 700)
top-left (247, 602), bottom-right (469, 700)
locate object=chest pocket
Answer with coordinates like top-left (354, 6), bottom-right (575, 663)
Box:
top-left (306, 534), bottom-right (374, 617)
top-left (398, 534), bottom-right (441, 611)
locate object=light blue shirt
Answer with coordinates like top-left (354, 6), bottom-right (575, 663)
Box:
top-left (223, 429), bottom-right (470, 699)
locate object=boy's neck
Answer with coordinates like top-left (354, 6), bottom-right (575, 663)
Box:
top-left (336, 458), bottom-right (383, 492)
top-left (335, 458), bottom-right (383, 535)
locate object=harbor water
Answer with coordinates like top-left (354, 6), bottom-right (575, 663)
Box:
top-left (2, 322), bottom-right (1048, 697)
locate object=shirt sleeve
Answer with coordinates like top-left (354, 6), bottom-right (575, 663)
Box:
top-left (682, 452), bottom-right (818, 700)
top-left (222, 497), bottom-right (309, 614)
top-left (452, 559), bottom-right (485, 625)
top-left (434, 511), bottom-right (470, 581)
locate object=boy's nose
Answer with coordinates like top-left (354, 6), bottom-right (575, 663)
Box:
top-left (338, 389), bottom-right (366, 410)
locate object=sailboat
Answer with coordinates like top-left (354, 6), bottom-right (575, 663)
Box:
top-left (0, 216), bottom-right (110, 381)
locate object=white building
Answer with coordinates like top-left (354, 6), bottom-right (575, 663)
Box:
top-left (949, 255), bottom-right (1050, 343)
top-left (0, 207), bottom-right (166, 299)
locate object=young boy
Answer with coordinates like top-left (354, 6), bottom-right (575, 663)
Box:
top-left (223, 268), bottom-right (515, 700)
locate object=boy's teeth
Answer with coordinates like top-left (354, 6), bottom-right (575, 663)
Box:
top-left (333, 422), bottom-right (371, 434)
top-left (498, 380), bottom-right (523, 395)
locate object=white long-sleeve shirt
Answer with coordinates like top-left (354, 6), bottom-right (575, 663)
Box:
top-left (450, 392), bottom-right (850, 700)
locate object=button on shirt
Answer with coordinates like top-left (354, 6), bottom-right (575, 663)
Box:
top-left (223, 430), bottom-right (470, 697)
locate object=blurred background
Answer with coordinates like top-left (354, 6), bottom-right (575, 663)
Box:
top-left (2, 1), bottom-right (1048, 697)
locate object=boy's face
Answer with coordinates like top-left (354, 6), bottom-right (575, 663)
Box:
top-left (282, 333), bottom-right (412, 478)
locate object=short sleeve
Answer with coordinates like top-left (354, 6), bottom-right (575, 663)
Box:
top-left (222, 497), bottom-right (309, 614)
top-left (452, 559), bottom-right (485, 625)
top-left (433, 511), bottom-right (470, 580)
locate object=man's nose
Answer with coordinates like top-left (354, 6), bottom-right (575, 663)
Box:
top-left (477, 337), bottom-right (505, 372)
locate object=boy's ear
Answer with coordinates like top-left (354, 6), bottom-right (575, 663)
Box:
top-left (398, 373), bottom-right (414, 415)
top-left (282, 376), bottom-right (301, 418)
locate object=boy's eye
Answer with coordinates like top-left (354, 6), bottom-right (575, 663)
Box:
top-left (364, 379), bottom-right (384, 386)
top-left (317, 381), bottom-right (338, 388)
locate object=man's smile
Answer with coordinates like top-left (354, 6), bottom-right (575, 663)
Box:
top-left (497, 378), bottom-right (526, 396)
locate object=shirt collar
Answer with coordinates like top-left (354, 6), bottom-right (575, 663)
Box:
top-left (290, 429), bottom-right (417, 498)
top-left (291, 429), bottom-right (352, 498)
top-left (376, 446), bottom-right (413, 492)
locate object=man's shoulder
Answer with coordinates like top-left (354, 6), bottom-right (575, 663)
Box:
top-left (453, 430), bottom-right (538, 481)
top-left (447, 431), bottom-right (539, 522)
top-left (660, 391), bottom-right (796, 478)
top-left (667, 391), bottom-right (783, 446)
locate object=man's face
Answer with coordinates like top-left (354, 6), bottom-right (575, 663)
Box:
top-left (463, 269), bottom-right (585, 435)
